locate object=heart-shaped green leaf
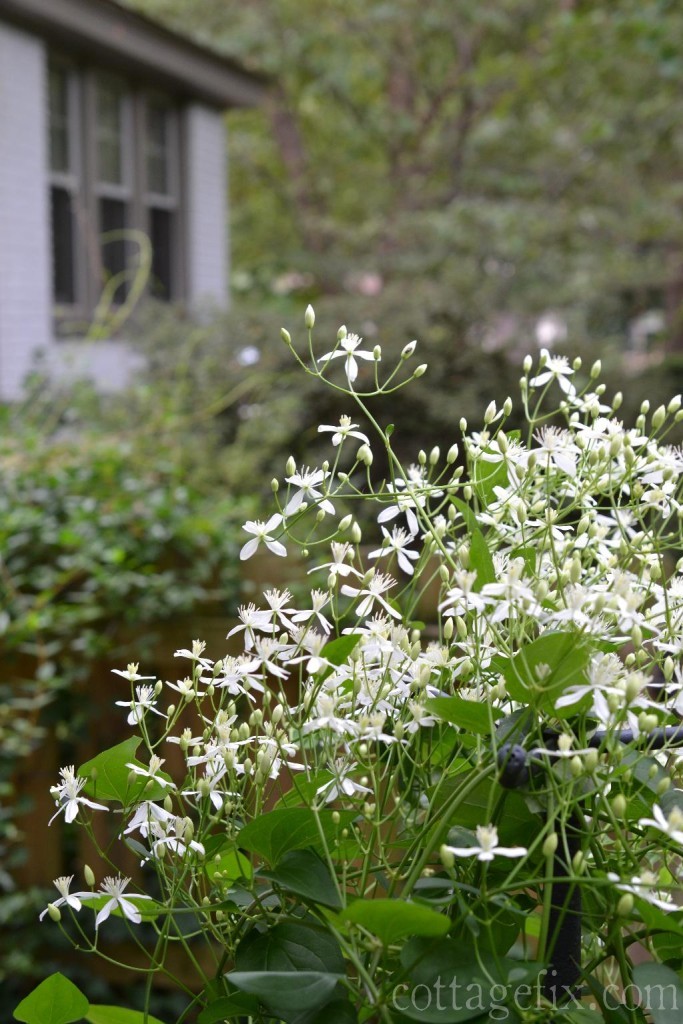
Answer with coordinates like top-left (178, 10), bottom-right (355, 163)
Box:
top-left (340, 899), bottom-right (450, 945)
top-left (14, 973), bottom-right (89, 1024)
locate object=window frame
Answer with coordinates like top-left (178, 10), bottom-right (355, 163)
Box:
top-left (47, 54), bottom-right (186, 336)
top-left (47, 56), bottom-right (89, 326)
top-left (140, 92), bottom-right (184, 302)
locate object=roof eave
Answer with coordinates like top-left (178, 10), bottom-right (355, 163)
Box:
top-left (0, 0), bottom-right (268, 108)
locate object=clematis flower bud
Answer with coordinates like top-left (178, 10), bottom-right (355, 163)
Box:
top-left (652, 405), bottom-right (666, 430)
top-left (542, 833), bottom-right (558, 857)
top-left (617, 894), bottom-right (634, 916)
top-left (357, 444), bottom-right (373, 466)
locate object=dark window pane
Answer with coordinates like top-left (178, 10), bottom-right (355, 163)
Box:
top-left (49, 65), bottom-right (70, 173)
top-left (149, 207), bottom-right (173, 300)
top-left (96, 79), bottom-right (124, 184)
top-left (51, 186), bottom-right (76, 304)
top-left (99, 197), bottom-right (128, 302)
top-left (146, 101), bottom-right (169, 194)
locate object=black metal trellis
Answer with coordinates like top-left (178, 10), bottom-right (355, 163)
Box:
top-left (496, 724), bottom-right (683, 1002)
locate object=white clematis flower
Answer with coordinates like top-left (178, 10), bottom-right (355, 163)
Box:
top-left (94, 875), bottom-right (152, 927)
top-left (39, 875), bottom-right (88, 920)
top-left (49, 766), bottom-right (109, 825)
top-left (318, 333), bottom-right (375, 384)
top-left (529, 351), bottom-right (576, 395)
top-left (638, 804), bottom-right (683, 845)
top-left (240, 514), bottom-right (287, 561)
top-left (318, 415), bottom-right (369, 446)
top-left (443, 824), bottom-right (527, 862)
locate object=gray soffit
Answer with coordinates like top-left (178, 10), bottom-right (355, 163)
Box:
top-left (0, 0), bottom-right (267, 108)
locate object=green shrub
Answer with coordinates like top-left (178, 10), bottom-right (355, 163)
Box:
top-left (0, 415), bottom-right (251, 1008)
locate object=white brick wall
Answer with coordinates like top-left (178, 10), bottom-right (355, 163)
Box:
top-left (184, 104), bottom-right (229, 309)
top-left (0, 23), bottom-right (52, 400)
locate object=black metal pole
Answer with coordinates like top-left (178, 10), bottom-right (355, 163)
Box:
top-left (496, 724), bottom-right (683, 1004)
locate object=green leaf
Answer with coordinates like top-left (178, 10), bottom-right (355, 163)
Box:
top-left (261, 849), bottom-right (342, 908)
top-left (450, 902), bottom-right (520, 958)
top-left (425, 696), bottom-right (503, 735)
top-left (448, 497), bottom-right (494, 589)
top-left (340, 899), bottom-right (450, 946)
top-left (298, 999), bottom-right (357, 1024)
top-left (653, 930), bottom-right (683, 964)
top-left (197, 994), bottom-right (259, 1024)
top-left (78, 737), bottom-right (172, 805)
top-left (468, 527), bottom-right (495, 589)
top-left (449, 497), bottom-right (479, 537)
top-left (494, 708), bottom-right (534, 746)
top-left (317, 633), bottom-right (363, 682)
top-left (399, 937), bottom-right (540, 1022)
top-left (237, 807), bottom-right (356, 865)
top-left (275, 771), bottom-right (334, 809)
top-left (558, 1011), bottom-right (606, 1024)
top-left (205, 846), bottom-right (253, 885)
top-left (86, 1008), bottom-right (166, 1024)
top-left (584, 977), bottom-right (636, 1023)
top-left (492, 631), bottom-right (591, 707)
top-left (628, 894), bottom-right (683, 938)
top-left (472, 447), bottom-right (509, 506)
top-left (14, 973), bottom-right (89, 1024)
top-left (235, 920), bottom-right (345, 975)
top-left (227, 972), bottom-right (342, 1013)
top-left (433, 771), bottom-right (537, 842)
top-left (633, 962), bottom-right (683, 1024)
top-left (511, 545), bottom-right (536, 577)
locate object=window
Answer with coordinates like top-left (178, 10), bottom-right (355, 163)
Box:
top-left (145, 99), bottom-right (180, 300)
top-left (47, 59), bottom-right (183, 332)
top-left (95, 76), bottom-right (132, 305)
top-left (48, 62), bottom-right (80, 310)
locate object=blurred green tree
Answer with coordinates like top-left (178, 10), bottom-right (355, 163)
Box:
top-left (127, 0), bottom-right (683, 350)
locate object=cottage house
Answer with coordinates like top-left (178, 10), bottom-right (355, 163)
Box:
top-left (0, 0), bottom-right (264, 399)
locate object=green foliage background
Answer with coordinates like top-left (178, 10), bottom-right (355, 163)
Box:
top-left (125, 0), bottom-right (683, 355)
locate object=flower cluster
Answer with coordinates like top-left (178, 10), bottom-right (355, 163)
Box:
top-left (37, 320), bottom-right (683, 1023)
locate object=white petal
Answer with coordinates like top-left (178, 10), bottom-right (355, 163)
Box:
top-left (397, 552), bottom-right (415, 575)
top-left (285, 491), bottom-right (304, 516)
top-left (266, 539), bottom-right (288, 558)
top-left (64, 800), bottom-right (79, 824)
top-left (96, 899), bottom-right (115, 927)
top-left (377, 506), bottom-right (398, 524)
top-left (119, 897), bottom-right (142, 924)
top-left (240, 538), bottom-right (260, 561)
top-left (356, 595), bottom-right (374, 617)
